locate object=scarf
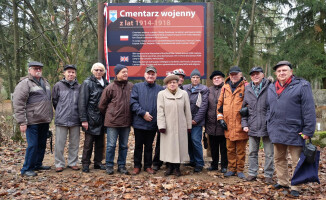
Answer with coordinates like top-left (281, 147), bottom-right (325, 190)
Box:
top-left (251, 78), bottom-right (265, 97)
top-left (275, 76), bottom-right (293, 96)
top-left (229, 77), bottom-right (243, 93)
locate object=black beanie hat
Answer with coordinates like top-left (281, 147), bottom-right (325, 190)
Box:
top-left (114, 64), bottom-right (127, 75)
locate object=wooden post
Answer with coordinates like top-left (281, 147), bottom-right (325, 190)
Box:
top-left (206, 2), bottom-right (214, 87)
top-left (98, 2), bottom-right (105, 64)
top-left (205, 2), bottom-right (214, 158)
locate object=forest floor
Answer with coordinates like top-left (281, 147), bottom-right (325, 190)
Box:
top-left (0, 101), bottom-right (325, 199)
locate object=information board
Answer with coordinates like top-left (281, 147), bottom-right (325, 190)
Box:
top-left (104, 3), bottom-right (207, 79)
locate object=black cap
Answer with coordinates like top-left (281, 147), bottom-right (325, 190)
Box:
top-left (209, 70), bottom-right (225, 80)
top-left (249, 67), bottom-right (264, 75)
top-left (63, 64), bottom-right (77, 71)
top-left (145, 65), bottom-right (157, 73)
top-left (273, 61), bottom-right (292, 70)
top-left (28, 61), bottom-right (43, 67)
top-left (229, 66), bottom-right (241, 74)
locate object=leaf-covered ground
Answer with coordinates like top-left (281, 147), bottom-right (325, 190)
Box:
top-left (0, 129), bottom-right (325, 199)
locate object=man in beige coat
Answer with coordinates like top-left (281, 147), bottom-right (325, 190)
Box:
top-left (157, 74), bottom-right (192, 176)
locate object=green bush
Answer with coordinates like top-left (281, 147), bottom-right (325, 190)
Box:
top-left (311, 131), bottom-right (326, 148)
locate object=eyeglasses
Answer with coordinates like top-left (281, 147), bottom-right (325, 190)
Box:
top-left (31, 67), bottom-right (42, 71)
top-left (94, 69), bottom-right (104, 72)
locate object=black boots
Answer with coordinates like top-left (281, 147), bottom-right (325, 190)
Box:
top-left (165, 163), bottom-right (174, 176)
top-left (165, 163), bottom-right (181, 176)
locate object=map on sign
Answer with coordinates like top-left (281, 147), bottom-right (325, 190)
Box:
top-left (104, 3), bottom-right (207, 79)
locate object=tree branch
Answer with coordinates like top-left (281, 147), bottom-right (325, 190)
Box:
top-left (80, 0), bottom-right (98, 38)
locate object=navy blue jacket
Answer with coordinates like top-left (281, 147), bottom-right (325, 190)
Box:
top-left (130, 81), bottom-right (163, 130)
top-left (267, 76), bottom-right (316, 146)
top-left (183, 84), bottom-right (209, 126)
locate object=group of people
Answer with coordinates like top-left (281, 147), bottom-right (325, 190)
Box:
top-left (13, 60), bottom-right (316, 197)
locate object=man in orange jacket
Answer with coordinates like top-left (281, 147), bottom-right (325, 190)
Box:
top-left (216, 66), bottom-right (248, 179)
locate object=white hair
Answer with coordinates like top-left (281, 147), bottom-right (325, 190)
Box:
top-left (91, 62), bottom-right (106, 73)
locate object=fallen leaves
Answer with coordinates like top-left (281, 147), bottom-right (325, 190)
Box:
top-left (0, 132), bottom-right (325, 199)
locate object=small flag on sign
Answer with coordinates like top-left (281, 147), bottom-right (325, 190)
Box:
top-left (120, 56), bottom-right (129, 62)
top-left (120, 35), bottom-right (129, 41)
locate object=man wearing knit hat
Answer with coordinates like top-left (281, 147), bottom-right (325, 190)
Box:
top-left (183, 68), bottom-right (209, 173)
top-left (216, 66), bottom-right (248, 179)
top-left (99, 64), bottom-right (133, 175)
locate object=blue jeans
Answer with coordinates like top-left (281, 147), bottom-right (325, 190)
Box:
top-left (106, 127), bottom-right (130, 167)
top-left (188, 126), bottom-right (204, 167)
top-left (21, 123), bottom-right (49, 173)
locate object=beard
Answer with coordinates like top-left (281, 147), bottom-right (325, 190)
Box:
top-left (35, 72), bottom-right (42, 77)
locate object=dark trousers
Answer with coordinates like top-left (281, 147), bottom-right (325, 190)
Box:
top-left (134, 128), bottom-right (156, 169)
top-left (153, 131), bottom-right (163, 167)
top-left (82, 132), bottom-right (104, 166)
top-left (209, 135), bottom-right (228, 169)
top-left (21, 123), bottom-right (49, 173)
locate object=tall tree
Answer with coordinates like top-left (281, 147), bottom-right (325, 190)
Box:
top-left (275, 0), bottom-right (326, 87)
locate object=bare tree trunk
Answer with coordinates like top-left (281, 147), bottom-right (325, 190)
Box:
top-left (232, 0), bottom-right (246, 65)
top-left (235, 0), bottom-right (256, 66)
top-left (13, 0), bottom-right (20, 84)
top-left (318, 10), bottom-right (325, 88)
top-left (12, 0), bottom-right (23, 142)
top-left (248, 27), bottom-right (254, 70)
top-left (21, 0), bottom-right (27, 77)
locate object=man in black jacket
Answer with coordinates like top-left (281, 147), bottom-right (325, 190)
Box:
top-left (78, 63), bottom-right (109, 173)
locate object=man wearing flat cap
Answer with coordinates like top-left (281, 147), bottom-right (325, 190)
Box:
top-left (216, 66), bottom-right (248, 179)
top-left (241, 67), bottom-right (274, 184)
top-left (267, 61), bottom-right (316, 197)
top-left (13, 61), bottom-right (53, 177)
top-left (99, 64), bottom-right (133, 175)
top-left (52, 64), bottom-right (80, 173)
top-left (130, 65), bottom-right (163, 175)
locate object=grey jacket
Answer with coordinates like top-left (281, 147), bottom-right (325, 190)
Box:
top-left (241, 78), bottom-right (270, 137)
top-left (52, 79), bottom-right (80, 127)
top-left (183, 84), bottom-right (209, 126)
top-left (13, 74), bottom-right (53, 125)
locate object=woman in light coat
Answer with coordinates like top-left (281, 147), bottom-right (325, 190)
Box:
top-left (157, 74), bottom-right (192, 176)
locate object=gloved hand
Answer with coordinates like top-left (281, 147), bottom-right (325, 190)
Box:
top-left (187, 129), bottom-right (192, 134)
top-left (218, 120), bottom-right (228, 130)
top-left (159, 129), bottom-right (166, 133)
top-left (240, 107), bottom-right (248, 117)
